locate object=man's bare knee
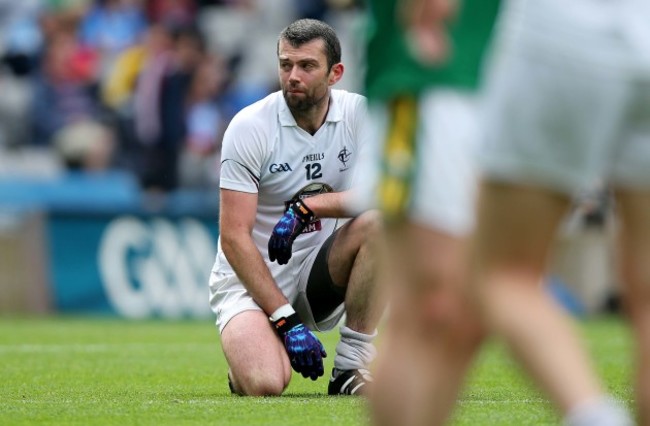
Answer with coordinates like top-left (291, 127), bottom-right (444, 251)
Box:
top-left (350, 210), bottom-right (383, 240)
top-left (231, 368), bottom-right (287, 396)
top-left (222, 312), bottom-right (291, 396)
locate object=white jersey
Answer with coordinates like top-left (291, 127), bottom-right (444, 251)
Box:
top-left (213, 89), bottom-right (368, 281)
top-left (496, 0), bottom-right (650, 72)
top-left (482, 0), bottom-right (650, 194)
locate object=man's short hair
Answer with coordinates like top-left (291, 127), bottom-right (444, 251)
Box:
top-left (278, 19), bottom-right (342, 70)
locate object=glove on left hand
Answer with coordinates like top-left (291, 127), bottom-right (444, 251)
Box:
top-left (272, 312), bottom-right (327, 380)
top-left (268, 200), bottom-right (315, 265)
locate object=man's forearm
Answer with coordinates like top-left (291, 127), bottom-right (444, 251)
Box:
top-left (303, 191), bottom-right (353, 218)
top-left (222, 234), bottom-right (289, 316)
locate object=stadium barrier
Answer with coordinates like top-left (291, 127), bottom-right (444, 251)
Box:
top-left (0, 209), bottom-right (51, 314)
top-left (0, 174), bottom-right (219, 318)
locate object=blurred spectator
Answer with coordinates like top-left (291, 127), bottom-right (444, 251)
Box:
top-left (0, 0), bottom-right (363, 192)
top-left (53, 119), bottom-right (115, 172)
top-left (29, 22), bottom-right (102, 146)
top-left (293, 0), bottom-right (329, 21)
top-left (100, 23), bottom-right (172, 179)
top-left (78, 0), bottom-right (148, 77)
top-left (131, 25), bottom-right (173, 148)
top-left (195, 0), bottom-right (255, 8)
top-left (0, 0), bottom-right (43, 77)
top-left (178, 53), bottom-right (227, 188)
top-left (146, 0), bottom-right (196, 27)
top-left (102, 23), bottom-right (209, 191)
top-left (38, 1), bottom-right (89, 46)
top-left (43, 0), bottom-right (91, 15)
top-left (134, 24), bottom-right (206, 192)
top-left (101, 22), bottom-right (171, 111)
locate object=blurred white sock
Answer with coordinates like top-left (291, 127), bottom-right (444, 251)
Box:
top-left (564, 396), bottom-right (633, 426)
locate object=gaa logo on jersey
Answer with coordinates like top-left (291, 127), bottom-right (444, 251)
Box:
top-left (285, 183), bottom-right (333, 234)
top-left (269, 163), bottom-right (292, 173)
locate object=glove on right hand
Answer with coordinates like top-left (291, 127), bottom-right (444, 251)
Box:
top-left (268, 199), bottom-right (315, 265)
top-left (272, 312), bottom-right (327, 380)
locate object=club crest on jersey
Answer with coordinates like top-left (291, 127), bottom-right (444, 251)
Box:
top-left (285, 183), bottom-right (334, 234)
top-left (269, 163), bottom-right (292, 173)
top-left (338, 147), bottom-right (351, 171)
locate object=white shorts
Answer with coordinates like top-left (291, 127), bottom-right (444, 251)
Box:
top-left (209, 235), bottom-right (346, 334)
top-left (481, 4), bottom-right (650, 194)
top-left (354, 90), bottom-right (480, 236)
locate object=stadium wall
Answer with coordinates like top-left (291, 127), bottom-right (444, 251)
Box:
top-left (0, 174), bottom-right (219, 319)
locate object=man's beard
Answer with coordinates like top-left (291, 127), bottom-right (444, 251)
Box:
top-left (283, 89), bottom-right (315, 112)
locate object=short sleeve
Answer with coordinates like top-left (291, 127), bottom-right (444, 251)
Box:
top-left (219, 111), bottom-right (268, 194)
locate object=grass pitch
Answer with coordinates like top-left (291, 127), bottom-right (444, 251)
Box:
top-left (0, 315), bottom-right (633, 425)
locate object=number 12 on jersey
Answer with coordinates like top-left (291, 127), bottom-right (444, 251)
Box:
top-left (305, 163), bottom-right (322, 180)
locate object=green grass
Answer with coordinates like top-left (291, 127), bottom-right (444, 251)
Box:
top-left (0, 315), bottom-right (634, 425)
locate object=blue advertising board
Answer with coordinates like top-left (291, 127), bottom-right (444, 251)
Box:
top-left (47, 211), bottom-right (219, 318)
top-left (0, 174), bottom-right (222, 318)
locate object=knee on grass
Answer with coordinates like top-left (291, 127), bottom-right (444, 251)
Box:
top-left (231, 370), bottom-right (289, 396)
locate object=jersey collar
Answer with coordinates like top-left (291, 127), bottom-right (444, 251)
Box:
top-left (278, 90), bottom-right (343, 127)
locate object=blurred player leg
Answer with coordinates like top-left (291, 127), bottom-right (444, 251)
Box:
top-left (471, 181), bottom-right (616, 415)
top-left (371, 223), bottom-right (482, 426)
top-left (614, 189), bottom-right (650, 425)
top-left (369, 90), bottom-right (484, 425)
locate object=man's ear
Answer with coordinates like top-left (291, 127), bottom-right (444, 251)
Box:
top-left (328, 62), bottom-right (344, 85)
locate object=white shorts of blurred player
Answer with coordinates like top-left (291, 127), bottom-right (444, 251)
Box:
top-left (481, 0), bottom-right (650, 193)
top-left (209, 235), bottom-right (346, 334)
top-left (355, 89), bottom-right (481, 237)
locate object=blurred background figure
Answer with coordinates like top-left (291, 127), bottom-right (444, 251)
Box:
top-left (178, 53), bottom-right (228, 189)
top-left (0, 0), bottom-right (44, 151)
top-left (29, 16), bottom-right (102, 147)
top-left (0, 0), bottom-right (44, 78)
top-left (53, 119), bottom-right (115, 172)
top-left (78, 0), bottom-right (148, 78)
top-left (101, 22), bottom-right (207, 192)
top-left (146, 0), bottom-right (196, 27)
top-left (129, 23), bottom-right (202, 192)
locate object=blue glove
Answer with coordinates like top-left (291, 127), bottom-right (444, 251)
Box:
top-left (268, 200), bottom-right (315, 265)
top-left (272, 312), bottom-right (327, 380)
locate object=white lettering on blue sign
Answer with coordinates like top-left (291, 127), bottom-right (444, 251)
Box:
top-left (98, 216), bottom-right (216, 318)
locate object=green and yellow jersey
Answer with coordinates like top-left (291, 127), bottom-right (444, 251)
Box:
top-left (365, 0), bottom-right (502, 100)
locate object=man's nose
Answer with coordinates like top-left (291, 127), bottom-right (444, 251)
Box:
top-left (288, 66), bottom-right (301, 82)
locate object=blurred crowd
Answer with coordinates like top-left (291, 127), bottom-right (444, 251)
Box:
top-left (0, 0), bottom-right (363, 193)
